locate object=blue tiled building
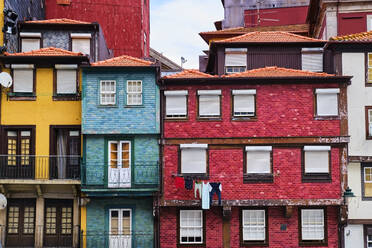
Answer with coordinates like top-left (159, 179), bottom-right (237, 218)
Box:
top-left (81, 55), bottom-right (160, 248)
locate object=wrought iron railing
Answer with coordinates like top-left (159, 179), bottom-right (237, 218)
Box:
top-left (0, 155), bottom-right (80, 180)
top-left (81, 161), bottom-right (159, 188)
top-left (80, 231), bottom-right (153, 248)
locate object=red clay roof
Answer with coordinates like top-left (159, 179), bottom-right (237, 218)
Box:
top-left (214, 31), bottom-right (324, 43)
top-left (200, 24), bottom-right (309, 35)
top-left (4, 47), bottom-right (84, 56)
top-left (25, 18), bottom-right (92, 25)
top-left (330, 30), bottom-right (372, 42)
top-left (162, 69), bottom-right (217, 79)
top-left (92, 55), bottom-right (154, 67)
top-left (223, 66), bottom-right (335, 78)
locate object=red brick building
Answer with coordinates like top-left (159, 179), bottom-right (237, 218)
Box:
top-left (159, 32), bottom-right (351, 247)
top-left (45, 0), bottom-right (150, 58)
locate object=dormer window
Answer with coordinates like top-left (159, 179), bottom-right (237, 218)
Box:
top-left (20, 32), bottom-right (41, 52)
top-left (302, 48), bottom-right (323, 72)
top-left (71, 33), bottom-right (91, 56)
top-left (225, 48), bottom-right (247, 74)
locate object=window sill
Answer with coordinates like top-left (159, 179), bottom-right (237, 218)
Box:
top-left (53, 94), bottom-right (80, 101)
top-left (241, 241), bottom-right (268, 247)
top-left (314, 116), bottom-right (340, 121)
top-left (177, 243), bottom-right (205, 247)
top-left (361, 196), bottom-right (372, 201)
top-left (366, 136), bottom-right (372, 140)
top-left (8, 93), bottom-right (36, 101)
top-left (179, 173), bottom-right (209, 180)
top-left (232, 116), bottom-right (257, 122)
top-left (97, 104), bottom-right (118, 108)
top-left (165, 117), bottom-right (189, 121)
top-left (197, 117), bottom-right (222, 121)
top-left (299, 241), bottom-right (327, 247)
top-left (365, 83), bottom-right (372, 87)
top-left (243, 174), bottom-right (273, 184)
top-left (124, 105), bottom-right (145, 108)
top-left (302, 173), bottom-right (331, 183)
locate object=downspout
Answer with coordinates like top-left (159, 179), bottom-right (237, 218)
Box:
top-left (336, 0), bottom-right (340, 36)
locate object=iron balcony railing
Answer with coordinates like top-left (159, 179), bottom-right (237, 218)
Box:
top-left (0, 155), bottom-right (80, 180)
top-left (81, 161), bottom-right (159, 188)
top-left (81, 231), bottom-right (153, 248)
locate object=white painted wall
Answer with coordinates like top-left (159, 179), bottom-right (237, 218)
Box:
top-left (347, 163), bottom-right (372, 219)
top-left (343, 53), bottom-right (372, 157)
top-left (344, 224), bottom-right (364, 248)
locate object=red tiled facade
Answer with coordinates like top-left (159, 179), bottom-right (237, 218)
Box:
top-left (160, 65), bottom-right (349, 247)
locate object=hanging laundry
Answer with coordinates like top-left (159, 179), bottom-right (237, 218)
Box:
top-left (184, 177), bottom-right (193, 190)
top-left (174, 176), bottom-right (184, 189)
top-left (209, 182), bottom-right (222, 206)
top-left (201, 182), bottom-right (211, 209)
top-left (194, 181), bottom-right (202, 199)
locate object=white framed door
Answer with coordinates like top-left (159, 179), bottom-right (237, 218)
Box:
top-left (109, 209), bottom-right (132, 248)
top-left (108, 141), bottom-right (131, 188)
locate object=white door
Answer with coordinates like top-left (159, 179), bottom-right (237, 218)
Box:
top-left (109, 209), bottom-right (132, 248)
top-left (108, 141), bottom-right (131, 188)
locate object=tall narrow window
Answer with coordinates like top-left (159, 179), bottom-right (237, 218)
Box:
top-left (100, 80), bottom-right (116, 105)
top-left (198, 90), bottom-right (221, 118)
top-left (164, 90), bottom-right (188, 118)
top-left (180, 144), bottom-right (208, 175)
top-left (366, 107), bottom-right (372, 139)
top-left (127, 80), bottom-right (142, 105)
top-left (11, 64), bottom-right (34, 95)
top-left (232, 89), bottom-right (256, 118)
top-left (300, 209), bottom-right (326, 245)
top-left (179, 210), bottom-right (203, 245)
top-left (108, 141), bottom-right (131, 188)
top-left (315, 89), bottom-right (339, 117)
top-left (368, 53), bottom-right (372, 84)
top-left (363, 165), bottom-right (372, 199)
top-left (241, 209), bottom-right (267, 245)
top-left (20, 32), bottom-right (41, 52)
top-left (55, 64), bottom-right (78, 96)
top-left (71, 33), bottom-right (91, 56)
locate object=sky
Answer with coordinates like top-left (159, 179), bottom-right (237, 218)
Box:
top-left (150, 0), bottom-right (224, 69)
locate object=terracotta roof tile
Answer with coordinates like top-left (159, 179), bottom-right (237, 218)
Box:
top-left (25, 18), bottom-right (92, 25)
top-left (330, 30), bottom-right (372, 42)
top-left (4, 47), bottom-right (84, 56)
top-left (214, 31), bottom-right (324, 43)
top-left (162, 69), bottom-right (217, 79)
top-left (92, 55), bottom-right (153, 67)
top-left (223, 66), bottom-right (335, 78)
top-left (200, 24), bottom-right (309, 35)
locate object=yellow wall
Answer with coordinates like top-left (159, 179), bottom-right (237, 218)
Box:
top-left (80, 205), bottom-right (87, 248)
top-left (1, 67), bottom-right (82, 179)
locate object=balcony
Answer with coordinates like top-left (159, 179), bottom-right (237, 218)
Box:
top-left (82, 231), bottom-right (153, 248)
top-left (81, 161), bottom-right (159, 191)
top-left (0, 155), bottom-right (80, 180)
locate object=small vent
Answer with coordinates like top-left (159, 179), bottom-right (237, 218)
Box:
top-left (56, 0), bottom-right (71, 5)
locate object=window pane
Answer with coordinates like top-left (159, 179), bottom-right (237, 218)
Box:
top-left (305, 151), bottom-right (329, 173)
top-left (199, 95), bottom-right (220, 116)
top-left (181, 148), bottom-right (206, 174)
top-left (45, 207), bottom-right (57, 234)
top-left (100, 81), bottom-right (116, 105)
top-left (127, 81), bottom-right (142, 105)
top-left (110, 210), bottom-right (119, 235)
top-left (317, 93), bottom-right (338, 116)
top-left (72, 38), bottom-right (90, 55)
top-left (242, 210), bottom-right (265, 241)
top-left (23, 207), bottom-right (35, 234)
top-left (234, 94), bottom-right (255, 116)
top-left (246, 151), bottom-right (271, 173)
top-left (8, 206), bottom-right (19, 234)
top-left (301, 209), bottom-right (324, 241)
top-left (180, 210), bottom-right (203, 244)
top-left (166, 95), bottom-right (187, 117)
top-left (122, 210), bottom-right (131, 235)
top-left (110, 142), bottom-right (118, 168)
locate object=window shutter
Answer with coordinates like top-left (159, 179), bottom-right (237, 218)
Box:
top-left (225, 53), bottom-right (247, 67)
top-left (56, 70), bottom-right (77, 94)
top-left (304, 146), bottom-right (330, 173)
top-left (181, 145), bottom-right (207, 174)
top-left (21, 39), bottom-right (40, 52)
top-left (72, 38), bottom-right (90, 55)
top-left (316, 89), bottom-right (339, 116)
top-left (199, 95), bottom-right (220, 116)
top-left (13, 69), bottom-right (33, 93)
top-left (245, 146), bottom-right (271, 173)
top-left (166, 95), bottom-right (187, 116)
top-left (302, 48), bottom-right (323, 72)
top-left (233, 90), bottom-right (256, 116)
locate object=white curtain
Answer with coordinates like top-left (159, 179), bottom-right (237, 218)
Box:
top-left (56, 130), bottom-right (67, 179)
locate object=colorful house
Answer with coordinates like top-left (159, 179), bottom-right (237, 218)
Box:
top-left (81, 55), bottom-right (160, 248)
top-left (0, 47), bottom-right (88, 247)
top-left (327, 31), bottom-right (372, 248)
top-left (159, 32), bottom-right (351, 247)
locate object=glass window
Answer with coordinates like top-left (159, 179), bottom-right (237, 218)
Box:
top-left (13, 68), bottom-right (34, 94)
top-left (364, 167), bottom-right (372, 198)
top-left (315, 89), bottom-right (339, 117)
top-left (301, 209), bottom-right (325, 241)
top-left (304, 146), bottom-right (330, 174)
top-left (246, 146), bottom-right (272, 174)
top-left (180, 210), bottom-right (203, 244)
top-left (165, 90), bottom-right (188, 118)
top-left (232, 89), bottom-right (256, 117)
top-left (127, 81), bottom-right (142, 105)
top-left (242, 210), bottom-right (266, 242)
top-left (100, 80), bottom-right (116, 105)
top-left (56, 69), bottom-right (77, 94)
top-left (198, 90), bottom-right (221, 118)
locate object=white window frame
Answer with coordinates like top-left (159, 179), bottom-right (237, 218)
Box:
top-left (225, 66), bottom-right (246, 74)
top-left (242, 209), bottom-right (266, 242)
top-left (164, 90), bottom-right (188, 118)
top-left (109, 208), bottom-right (132, 235)
top-left (301, 209), bottom-right (325, 241)
top-left (368, 53), bottom-right (372, 84)
top-left (315, 88), bottom-right (340, 117)
top-left (232, 89), bottom-right (256, 117)
top-left (245, 146), bottom-right (272, 174)
top-left (197, 90), bottom-right (221, 118)
top-left (365, 167), bottom-right (372, 183)
top-left (180, 144), bottom-right (208, 174)
top-left (301, 48), bottom-right (323, 72)
top-left (126, 80), bottom-right (142, 105)
top-left (108, 140), bottom-right (131, 168)
top-left (225, 48), bottom-right (247, 75)
top-left (303, 146), bottom-right (331, 174)
top-left (179, 210), bottom-right (203, 244)
top-left (367, 15), bottom-right (372, 31)
top-left (100, 80), bottom-right (116, 105)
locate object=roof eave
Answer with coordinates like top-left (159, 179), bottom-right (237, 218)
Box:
top-left (212, 41), bottom-right (326, 47)
top-left (18, 22), bottom-right (98, 31)
top-left (0, 55), bottom-right (89, 64)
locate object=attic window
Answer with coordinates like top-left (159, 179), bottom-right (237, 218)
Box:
top-left (302, 48), bottom-right (323, 72)
top-left (225, 48), bottom-right (247, 74)
top-left (71, 33), bottom-right (91, 56)
top-left (20, 32), bottom-right (41, 52)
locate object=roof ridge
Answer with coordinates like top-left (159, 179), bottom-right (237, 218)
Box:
top-left (91, 54), bottom-right (153, 66)
top-left (162, 69), bottom-right (216, 79)
top-left (4, 47), bottom-right (84, 56)
top-left (330, 30), bottom-right (372, 41)
top-left (25, 18), bottom-right (92, 24)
